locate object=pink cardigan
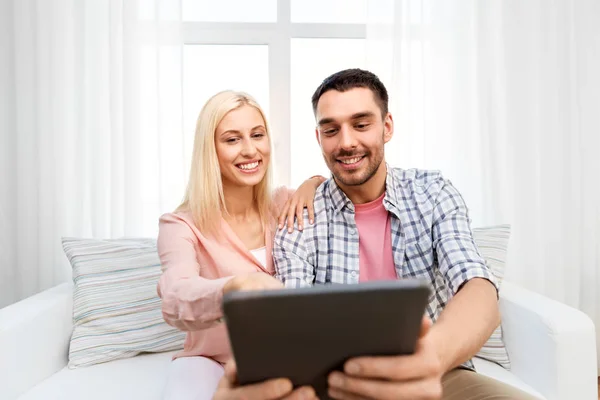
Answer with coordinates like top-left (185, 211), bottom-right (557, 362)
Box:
top-left (156, 188), bottom-right (292, 364)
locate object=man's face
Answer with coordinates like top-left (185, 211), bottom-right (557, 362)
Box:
top-left (315, 87), bottom-right (393, 187)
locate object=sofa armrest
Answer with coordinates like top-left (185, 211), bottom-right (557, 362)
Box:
top-left (0, 282), bottom-right (73, 399)
top-left (499, 281), bottom-right (598, 400)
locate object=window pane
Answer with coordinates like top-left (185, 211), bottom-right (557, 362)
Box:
top-left (182, 0), bottom-right (277, 22)
top-left (183, 45), bottom-right (269, 175)
top-left (291, 0), bottom-right (367, 23)
top-left (290, 39), bottom-right (366, 187)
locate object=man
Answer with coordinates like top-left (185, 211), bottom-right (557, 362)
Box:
top-left (214, 69), bottom-right (537, 399)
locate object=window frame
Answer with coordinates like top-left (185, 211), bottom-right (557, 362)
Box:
top-left (180, 0), bottom-right (367, 185)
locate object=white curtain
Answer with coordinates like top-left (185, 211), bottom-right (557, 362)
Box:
top-left (2, 0), bottom-right (599, 370)
top-left (367, 0), bottom-right (600, 369)
top-left (0, 0), bottom-right (185, 308)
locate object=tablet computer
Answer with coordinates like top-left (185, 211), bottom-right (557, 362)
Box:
top-left (222, 279), bottom-right (431, 399)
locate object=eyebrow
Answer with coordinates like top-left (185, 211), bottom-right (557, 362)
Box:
top-left (317, 112), bottom-right (376, 127)
top-left (220, 125), bottom-right (265, 136)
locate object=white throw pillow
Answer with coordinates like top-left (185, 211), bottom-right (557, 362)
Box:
top-left (472, 225), bottom-right (511, 370)
top-left (62, 237), bottom-right (185, 368)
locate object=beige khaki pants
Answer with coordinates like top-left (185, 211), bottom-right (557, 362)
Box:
top-left (442, 368), bottom-right (540, 400)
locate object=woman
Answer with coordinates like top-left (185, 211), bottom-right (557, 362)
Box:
top-left (157, 90), bottom-right (324, 399)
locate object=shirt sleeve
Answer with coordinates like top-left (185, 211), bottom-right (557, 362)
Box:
top-left (432, 181), bottom-right (499, 296)
top-left (273, 220), bottom-right (315, 288)
top-left (156, 213), bottom-right (233, 331)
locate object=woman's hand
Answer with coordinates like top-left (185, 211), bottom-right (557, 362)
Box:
top-left (223, 273), bottom-right (284, 294)
top-left (277, 176), bottom-right (326, 233)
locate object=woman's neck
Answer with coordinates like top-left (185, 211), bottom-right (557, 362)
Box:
top-left (222, 182), bottom-right (257, 220)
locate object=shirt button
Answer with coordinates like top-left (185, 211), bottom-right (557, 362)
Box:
top-left (349, 228), bottom-right (356, 235)
top-left (351, 271), bottom-right (357, 278)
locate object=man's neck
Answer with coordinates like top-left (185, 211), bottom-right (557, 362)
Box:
top-left (337, 162), bottom-right (387, 205)
top-left (222, 182), bottom-right (256, 219)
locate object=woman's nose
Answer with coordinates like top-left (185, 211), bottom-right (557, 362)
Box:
top-left (240, 138), bottom-right (257, 157)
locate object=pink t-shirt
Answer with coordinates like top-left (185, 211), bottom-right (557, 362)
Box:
top-left (354, 192), bottom-right (397, 282)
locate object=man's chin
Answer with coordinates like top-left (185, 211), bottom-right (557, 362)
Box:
top-left (332, 170), bottom-right (368, 187)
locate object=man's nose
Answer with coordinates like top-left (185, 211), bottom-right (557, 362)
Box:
top-left (339, 125), bottom-right (358, 150)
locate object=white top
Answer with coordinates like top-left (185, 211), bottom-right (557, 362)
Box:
top-left (250, 246), bottom-right (267, 267)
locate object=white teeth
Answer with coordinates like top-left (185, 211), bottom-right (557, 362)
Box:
top-left (238, 161), bottom-right (259, 170)
top-left (340, 157), bottom-right (362, 164)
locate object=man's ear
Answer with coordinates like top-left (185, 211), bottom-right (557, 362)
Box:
top-left (383, 112), bottom-right (394, 144)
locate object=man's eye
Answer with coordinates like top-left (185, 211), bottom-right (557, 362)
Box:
top-left (356, 124), bottom-right (369, 130)
top-left (323, 129), bottom-right (337, 135)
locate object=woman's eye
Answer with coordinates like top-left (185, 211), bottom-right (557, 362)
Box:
top-left (252, 132), bottom-right (265, 138)
top-left (226, 138), bottom-right (239, 143)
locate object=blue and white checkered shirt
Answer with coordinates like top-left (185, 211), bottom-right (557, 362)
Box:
top-left (273, 167), bottom-right (498, 370)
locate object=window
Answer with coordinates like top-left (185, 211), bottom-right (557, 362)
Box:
top-left (290, 39), bottom-right (366, 186)
top-left (183, 45), bottom-right (270, 170)
top-left (182, 0), bottom-right (277, 22)
top-left (176, 0), bottom-right (370, 187)
top-left (291, 0), bottom-right (367, 24)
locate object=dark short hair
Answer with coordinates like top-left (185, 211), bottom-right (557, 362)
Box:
top-left (311, 68), bottom-right (389, 117)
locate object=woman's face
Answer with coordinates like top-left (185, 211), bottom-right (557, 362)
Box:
top-left (215, 105), bottom-right (271, 189)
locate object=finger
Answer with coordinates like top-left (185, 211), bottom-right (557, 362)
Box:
top-left (295, 203), bottom-right (304, 231)
top-left (223, 361), bottom-right (238, 386)
top-left (231, 378), bottom-right (294, 400)
top-left (282, 386), bottom-right (318, 400)
top-left (344, 351), bottom-right (441, 382)
top-left (419, 316), bottom-right (433, 338)
top-left (328, 387), bottom-right (370, 400)
top-left (278, 201), bottom-right (292, 229)
top-left (344, 315), bottom-right (437, 381)
top-left (287, 202), bottom-right (297, 233)
top-left (329, 372), bottom-right (442, 400)
top-left (307, 203), bottom-right (315, 225)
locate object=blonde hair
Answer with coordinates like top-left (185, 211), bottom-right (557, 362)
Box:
top-left (177, 90), bottom-right (273, 236)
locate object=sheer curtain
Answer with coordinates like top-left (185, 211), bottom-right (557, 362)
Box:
top-left (0, 0), bottom-right (186, 307)
top-left (367, 0), bottom-right (600, 369)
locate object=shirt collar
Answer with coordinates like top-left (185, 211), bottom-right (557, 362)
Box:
top-left (325, 164), bottom-right (401, 215)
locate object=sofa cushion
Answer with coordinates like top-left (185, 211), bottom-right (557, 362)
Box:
top-left (18, 351), bottom-right (176, 400)
top-left (472, 225), bottom-right (512, 369)
top-left (62, 238), bottom-right (185, 368)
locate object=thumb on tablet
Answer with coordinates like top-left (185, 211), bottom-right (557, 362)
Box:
top-left (224, 360), bottom-right (238, 385)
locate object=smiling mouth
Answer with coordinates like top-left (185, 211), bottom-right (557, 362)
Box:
top-left (336, 155), bottom-right (365, 169)
top-left (236, 160), bottom-right (261, 172)
top-left (338, 156), bottom-right (364, 164)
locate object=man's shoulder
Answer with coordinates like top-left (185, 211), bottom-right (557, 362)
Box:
top-left (388, 168), bottom-right (447, 198)
top-left (390, 167), bottom-right (444, 186)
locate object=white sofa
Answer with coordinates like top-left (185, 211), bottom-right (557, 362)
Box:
top-left (0, 281), bottom-right (597, 400)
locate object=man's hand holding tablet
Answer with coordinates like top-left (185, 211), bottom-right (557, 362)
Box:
top-left (217, 280), bottom-right (432, 400)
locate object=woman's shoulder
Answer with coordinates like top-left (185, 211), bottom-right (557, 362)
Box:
top-left (159, 209), bottom-right (194, 225)
top-left (271, 185), bottom-right (294, 208)
top-left (158, 209), bottom-right (204, 239)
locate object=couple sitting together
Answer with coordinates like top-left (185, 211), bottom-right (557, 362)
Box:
top-left (157, 69), bottom-right (536, 400)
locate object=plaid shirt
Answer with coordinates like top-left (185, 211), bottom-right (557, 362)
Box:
top-left (273, 167), bottom-right (498, 371)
